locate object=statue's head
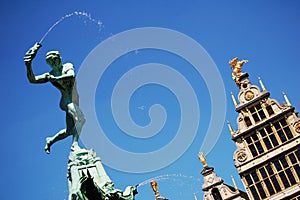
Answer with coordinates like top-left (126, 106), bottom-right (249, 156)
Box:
top-left (229, 57), bottom-right (238, 66)
top-left (46, 51), bottom-right (62, 69)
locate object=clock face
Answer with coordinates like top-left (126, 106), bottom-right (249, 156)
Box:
top-left (245, 90), bottom-right (255, 101)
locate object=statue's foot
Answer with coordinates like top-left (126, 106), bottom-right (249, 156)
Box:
top-left (71, 142), bottom-right (80, 152)
top-left (44, 137), bottom-right (52, 154)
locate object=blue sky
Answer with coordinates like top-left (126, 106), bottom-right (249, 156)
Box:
top-left (1, 1), bottom-right (300, 199)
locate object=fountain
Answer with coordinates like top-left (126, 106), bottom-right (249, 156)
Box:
top-left (23, 12), bottom-right (137, 199)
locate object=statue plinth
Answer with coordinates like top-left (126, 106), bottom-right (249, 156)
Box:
top-left (155, 196), bottom-right (168, 200)
top-left (67, 147), bottom-right (137, 200)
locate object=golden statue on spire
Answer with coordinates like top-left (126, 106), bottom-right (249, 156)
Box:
top-left (150, 180), bottom-right (160, 196)
top-left (229, 57), bottom-right (248, 85)
top-left (198, 152), bottom-right (207, 167)
top-left (150, 180), bottom-right (168, 200)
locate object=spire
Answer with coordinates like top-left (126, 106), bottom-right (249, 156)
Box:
top-left (198, 152), bottom-right (207, 167)
top-left (258, 77), bottom-right (266, 91)
top-left (283, 92), bottom-right (292, 106)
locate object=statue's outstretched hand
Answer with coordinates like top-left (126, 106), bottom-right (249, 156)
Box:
top-left (24, 42), bottom-right (42, 63)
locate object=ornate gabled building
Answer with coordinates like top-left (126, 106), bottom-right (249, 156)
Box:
top-left (228, 59), bottom-right (300, 200)
top-left (198, 153), bottom-right (249, 200)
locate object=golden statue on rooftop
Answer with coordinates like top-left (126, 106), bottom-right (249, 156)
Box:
top-left (229, 57), bottom-right (248, 84)
top-left (198, 152), bottom-right (207, 167)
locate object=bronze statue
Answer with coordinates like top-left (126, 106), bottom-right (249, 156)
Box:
top-left (229, 57), bottom-right (248, 85)
top-left (24, 42), bottom-right (85, 154)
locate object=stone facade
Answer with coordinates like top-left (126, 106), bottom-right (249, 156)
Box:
top-left (231, 73), bottom-right (300, 200)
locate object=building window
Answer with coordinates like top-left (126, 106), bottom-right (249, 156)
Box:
top-left (245, 134), bottom-right (264, 157)
top-left (244, 116), bottom-right (252, 127)
top-left (243, 148), bottom-right (300, 199)
top-left (259, 125), bottom-right (279, 150)
top-left (244, 172), bottom-right (267, 200)
top-left (273, 157), bottom-right (297, 188)
top-left (249, 104), bottom-right (266, 123)
top-left (266, 105), bottom-right (274, 116)
top-left (287, 149), bottom-right (300, 182)
top-left (245, 119), bottom-right (294, 158)
top-left (211, 188), bottom-right (223, 200)
top-left (273, 119), bottom-right (294, 143)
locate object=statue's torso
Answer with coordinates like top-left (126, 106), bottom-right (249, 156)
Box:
top-left (50, 63), bottom-right (79, 110)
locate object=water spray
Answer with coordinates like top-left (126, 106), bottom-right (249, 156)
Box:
top-left (39, 11), bottom-right (102, 44)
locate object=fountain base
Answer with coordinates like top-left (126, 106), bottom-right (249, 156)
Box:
top-left (67, 147), bottom-right (137, 200)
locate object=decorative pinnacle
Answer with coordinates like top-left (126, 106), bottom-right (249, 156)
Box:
top-left (230, 92), bottom-right (238, 107)
top-left (231, 175), bottom-right (238, 191)
top-left (282, 92), bottom-right (291, 106)
top-left (194, 193), bottom-right (199, 200)
top-left (258, 77), bottom-right (266, 91)
top-left (150, 180), bottom-right (160, 197)
top-left (227, 121), bottom-right (235, 136)
top-left (198, 152), bottom-right (207, 167)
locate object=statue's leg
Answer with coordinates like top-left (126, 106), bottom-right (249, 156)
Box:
top-left (67, 103), bottom-right (86, 150)
top-left (44, 128), bottom-right (71, 154)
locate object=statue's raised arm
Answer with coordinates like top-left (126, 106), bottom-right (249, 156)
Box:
top-left (24, 43), bottom-right (50, 84)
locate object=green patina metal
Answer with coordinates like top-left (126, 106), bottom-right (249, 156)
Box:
top-left (24, 43), bottom-right (138, 200)
top-left (68, 147), bottom-right (137, 200)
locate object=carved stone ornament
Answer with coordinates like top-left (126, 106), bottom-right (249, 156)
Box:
top-left (294, 122), bottom-right (300, 133)
top-left (208, 177), bottom-right (214, 183)
top-left (244, 90), bottom-right (255, 101)
top-left (236, 150), bottom-right (247, 162)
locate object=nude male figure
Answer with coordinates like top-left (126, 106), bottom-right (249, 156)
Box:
top-left (24, 43), bottom-right (85, 153)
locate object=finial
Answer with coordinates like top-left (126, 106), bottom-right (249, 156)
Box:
top-left (194, 193), bottom-right (199, 200)
top-left (229, 57), bottom-right (248, 85)
top-left (231, 175), bottom-right (238, 191)
top-left (227, 121), bottom-right (235, 136)
top-left (258, 77), bottom-right (266, 91)
top-left (230, 92), bottom-right (238, 107)
top-left (150, 180), bottom-right (160, 197)
top-left (198, 152), bottom-right (207, 167)
top-left (282, 92), bottom-right (291, 106)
